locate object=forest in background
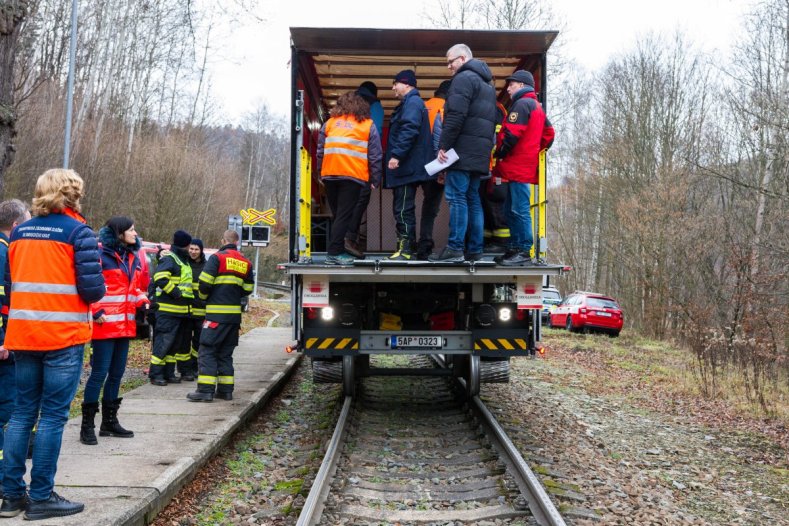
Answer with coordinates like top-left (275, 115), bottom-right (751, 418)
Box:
top-left (0, 0), bottom-right (787, 412)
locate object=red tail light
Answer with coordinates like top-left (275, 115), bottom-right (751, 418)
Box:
top-left (306, 308), bottom-right (318, 320)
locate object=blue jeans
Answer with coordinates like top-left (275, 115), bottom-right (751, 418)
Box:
top-left (84, 338), bottom-right (130, 403)
top-left (2, 345), bottom-right (84, 501)
top-left (0, 362), bottom-right (16, 482)
top-left (444, 169), bottom-right (483, 253)
top-left (505, 181), bottom-right (534, 253)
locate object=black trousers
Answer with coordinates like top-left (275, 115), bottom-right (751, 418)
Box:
top-left (196, 322), bottom-right (240, 394)
top-left (150, 315), bottom-right (191, 380)
top-left (346, 184), bottom-right (372, 242)
top-left (325, 178), bottom-right (363, 255)
top-left (180, 317), bottom-right (203, 375)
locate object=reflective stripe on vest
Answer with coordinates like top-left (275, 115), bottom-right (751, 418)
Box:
top-left (321, 117), bottom-right (373, 183)
top-left (9, 309), bottom-right (90, 322)
top-left (102, 313), bottom-right (136, 323)
top-left (206, 304), bottom-right (242, 314)
top-left (97, 294), bottom-right (139, 303)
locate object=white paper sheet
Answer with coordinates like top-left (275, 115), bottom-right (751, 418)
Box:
top-left (425, 148), bottom-right (459, 176)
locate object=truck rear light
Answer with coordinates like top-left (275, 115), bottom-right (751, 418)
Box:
top-left (321, 307), bottom-right (334, 321)
top-left (306, 308), bottom-right (318, 320)
top-left (498, 307), bottom-right (511, 322)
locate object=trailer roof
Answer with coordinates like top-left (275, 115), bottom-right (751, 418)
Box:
top-left (291, 27), bottom-right (558, 118)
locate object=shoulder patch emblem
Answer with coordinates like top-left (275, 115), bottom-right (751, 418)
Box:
top-left (508, 112), bottom-right (518, 122)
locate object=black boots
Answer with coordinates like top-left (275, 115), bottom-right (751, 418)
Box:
top-left (187, 390), bottom-right (213, 402)
top-left (99, 398), bottom-right (134, 438)
top-left (79, 402), bottom-right (99, 445)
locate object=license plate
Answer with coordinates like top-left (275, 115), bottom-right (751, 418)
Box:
top-left (391, 335), bottom-right (443, 349)
top-left (595, 311), bottom-right (612, 317)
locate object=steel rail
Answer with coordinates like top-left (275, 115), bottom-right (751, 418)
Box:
top-left (431, 354), bottom-right (566, 526)
top-left (471, 395), bottom-right (567, 526)
top-left (295, 395), bottom-right (353, 526)
top-left (257, 281), bottom-right (292, 293)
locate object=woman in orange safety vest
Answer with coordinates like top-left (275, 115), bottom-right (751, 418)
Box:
top-left (316, 91), bottom-right (383, 265)
top-left (80, 216), bottom-right (148, 446)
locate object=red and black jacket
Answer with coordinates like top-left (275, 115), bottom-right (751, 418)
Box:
top-left (493, 88), bottom-right (555, 184)
top-left (198, 244), bottom-right (254, 324)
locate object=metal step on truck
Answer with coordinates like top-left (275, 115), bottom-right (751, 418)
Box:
top-left (284, 27), bottom-right (566, 396)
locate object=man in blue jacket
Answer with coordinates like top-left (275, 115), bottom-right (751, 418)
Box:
top-left (384, 69), bottom-right (434, 260)
top-left (0, 199), bottom-right (30, 502)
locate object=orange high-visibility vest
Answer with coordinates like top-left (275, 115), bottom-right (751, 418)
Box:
top-left (425, 97), bottom-right (445, 133)
top-left (321, 117), bottom-right (373, 183)
top-left (5, 211), bottom-right (96, 351)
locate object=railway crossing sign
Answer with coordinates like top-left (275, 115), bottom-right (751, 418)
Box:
top-left (240, 207), bottom-right (276, 226)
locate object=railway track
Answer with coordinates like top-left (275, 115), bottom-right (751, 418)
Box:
top-left (297, 355), bottom-right (566, 526)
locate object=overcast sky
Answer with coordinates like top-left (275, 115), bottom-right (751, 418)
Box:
top-left (208, 0), bottom-right (754, 125)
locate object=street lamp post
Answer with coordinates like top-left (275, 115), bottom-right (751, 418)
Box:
top-left (63, 0), bottom-right (78, 168)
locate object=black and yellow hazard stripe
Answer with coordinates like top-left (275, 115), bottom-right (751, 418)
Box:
top-left (474, 338), bottom-right (529, 351)
top-left (305, 337), bottom-right (359, 350)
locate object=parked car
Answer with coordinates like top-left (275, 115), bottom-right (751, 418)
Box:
top-left (541, 286), bottom-right (562, 324)
top-left (550, 291), bottom-right (623, 337)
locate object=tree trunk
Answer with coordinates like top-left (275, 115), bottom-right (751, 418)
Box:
top-left (0, 0), bottom-right (29, 188)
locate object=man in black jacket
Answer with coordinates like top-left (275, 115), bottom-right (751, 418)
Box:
top-left (430, 44), bottom-right (498, 263)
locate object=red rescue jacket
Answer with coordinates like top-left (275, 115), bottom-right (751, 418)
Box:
top-left (493, 89), bottom-right (555, 184)
top-left (92, 245), bottom-right (148, 340)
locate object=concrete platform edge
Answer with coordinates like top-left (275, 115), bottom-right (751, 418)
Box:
top-left (120, 353), bottom-right (302, 526)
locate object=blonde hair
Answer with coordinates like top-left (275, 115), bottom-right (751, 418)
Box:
top-left (32, 169), bottom-right (84, 216)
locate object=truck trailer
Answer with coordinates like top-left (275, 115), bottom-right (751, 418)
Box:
top-left (284, 27), bottom-right (565, 396)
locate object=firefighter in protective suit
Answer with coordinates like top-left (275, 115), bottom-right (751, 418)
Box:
top-left (187, 229), bottom-right (253, 402)
top-left (149, 230), bottom-right (193, 385)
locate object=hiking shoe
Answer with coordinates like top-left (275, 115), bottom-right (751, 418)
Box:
top-left (325, 253), bottom-right (355, 265)
top-left (388, 238), bottom-right (414, 261)
top-left (465, 252), bottom-right (484, 262)
top-left (500, 251), bottom-right (534, 266)
top-left (0, 494), bottom-right (26, 518)
top-left (429, 248), bottom-right (465, 263)
top-left (493, 248), bottom-right (519, 264)
top-left (344, 238), bottom-right (365, 259)
top-left (24, 492), bottom-right (84, 521)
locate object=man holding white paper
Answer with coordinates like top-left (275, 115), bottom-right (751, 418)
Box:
top-left (430, 44), bottom-right (498, 263)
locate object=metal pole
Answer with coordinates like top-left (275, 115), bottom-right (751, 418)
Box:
top-left (63, 0), bottom-right (78, 168)
top-left (252, 247), bottom-right (260, 299)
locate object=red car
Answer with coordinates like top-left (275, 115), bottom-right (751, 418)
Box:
top-left (550, 291), bottom-right (623, 337)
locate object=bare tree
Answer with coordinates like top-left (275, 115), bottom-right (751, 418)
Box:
top-left (0, 0), bottom-right (29, 187)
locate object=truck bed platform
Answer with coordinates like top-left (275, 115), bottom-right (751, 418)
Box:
top-left (284, 255), bottom-right (564, 283)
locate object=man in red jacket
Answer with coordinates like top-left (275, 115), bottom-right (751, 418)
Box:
top-left (493, 70), bottom-right (555, 266)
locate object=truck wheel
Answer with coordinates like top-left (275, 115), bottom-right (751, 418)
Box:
top-left (312, 359), bottom-right (342, 383)
top-left (480, 358), bottom-right (509, 383)
top-left (467, 355), bottom-right (480, 397)
top-left (342, 355), bottom-right (355, 397)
